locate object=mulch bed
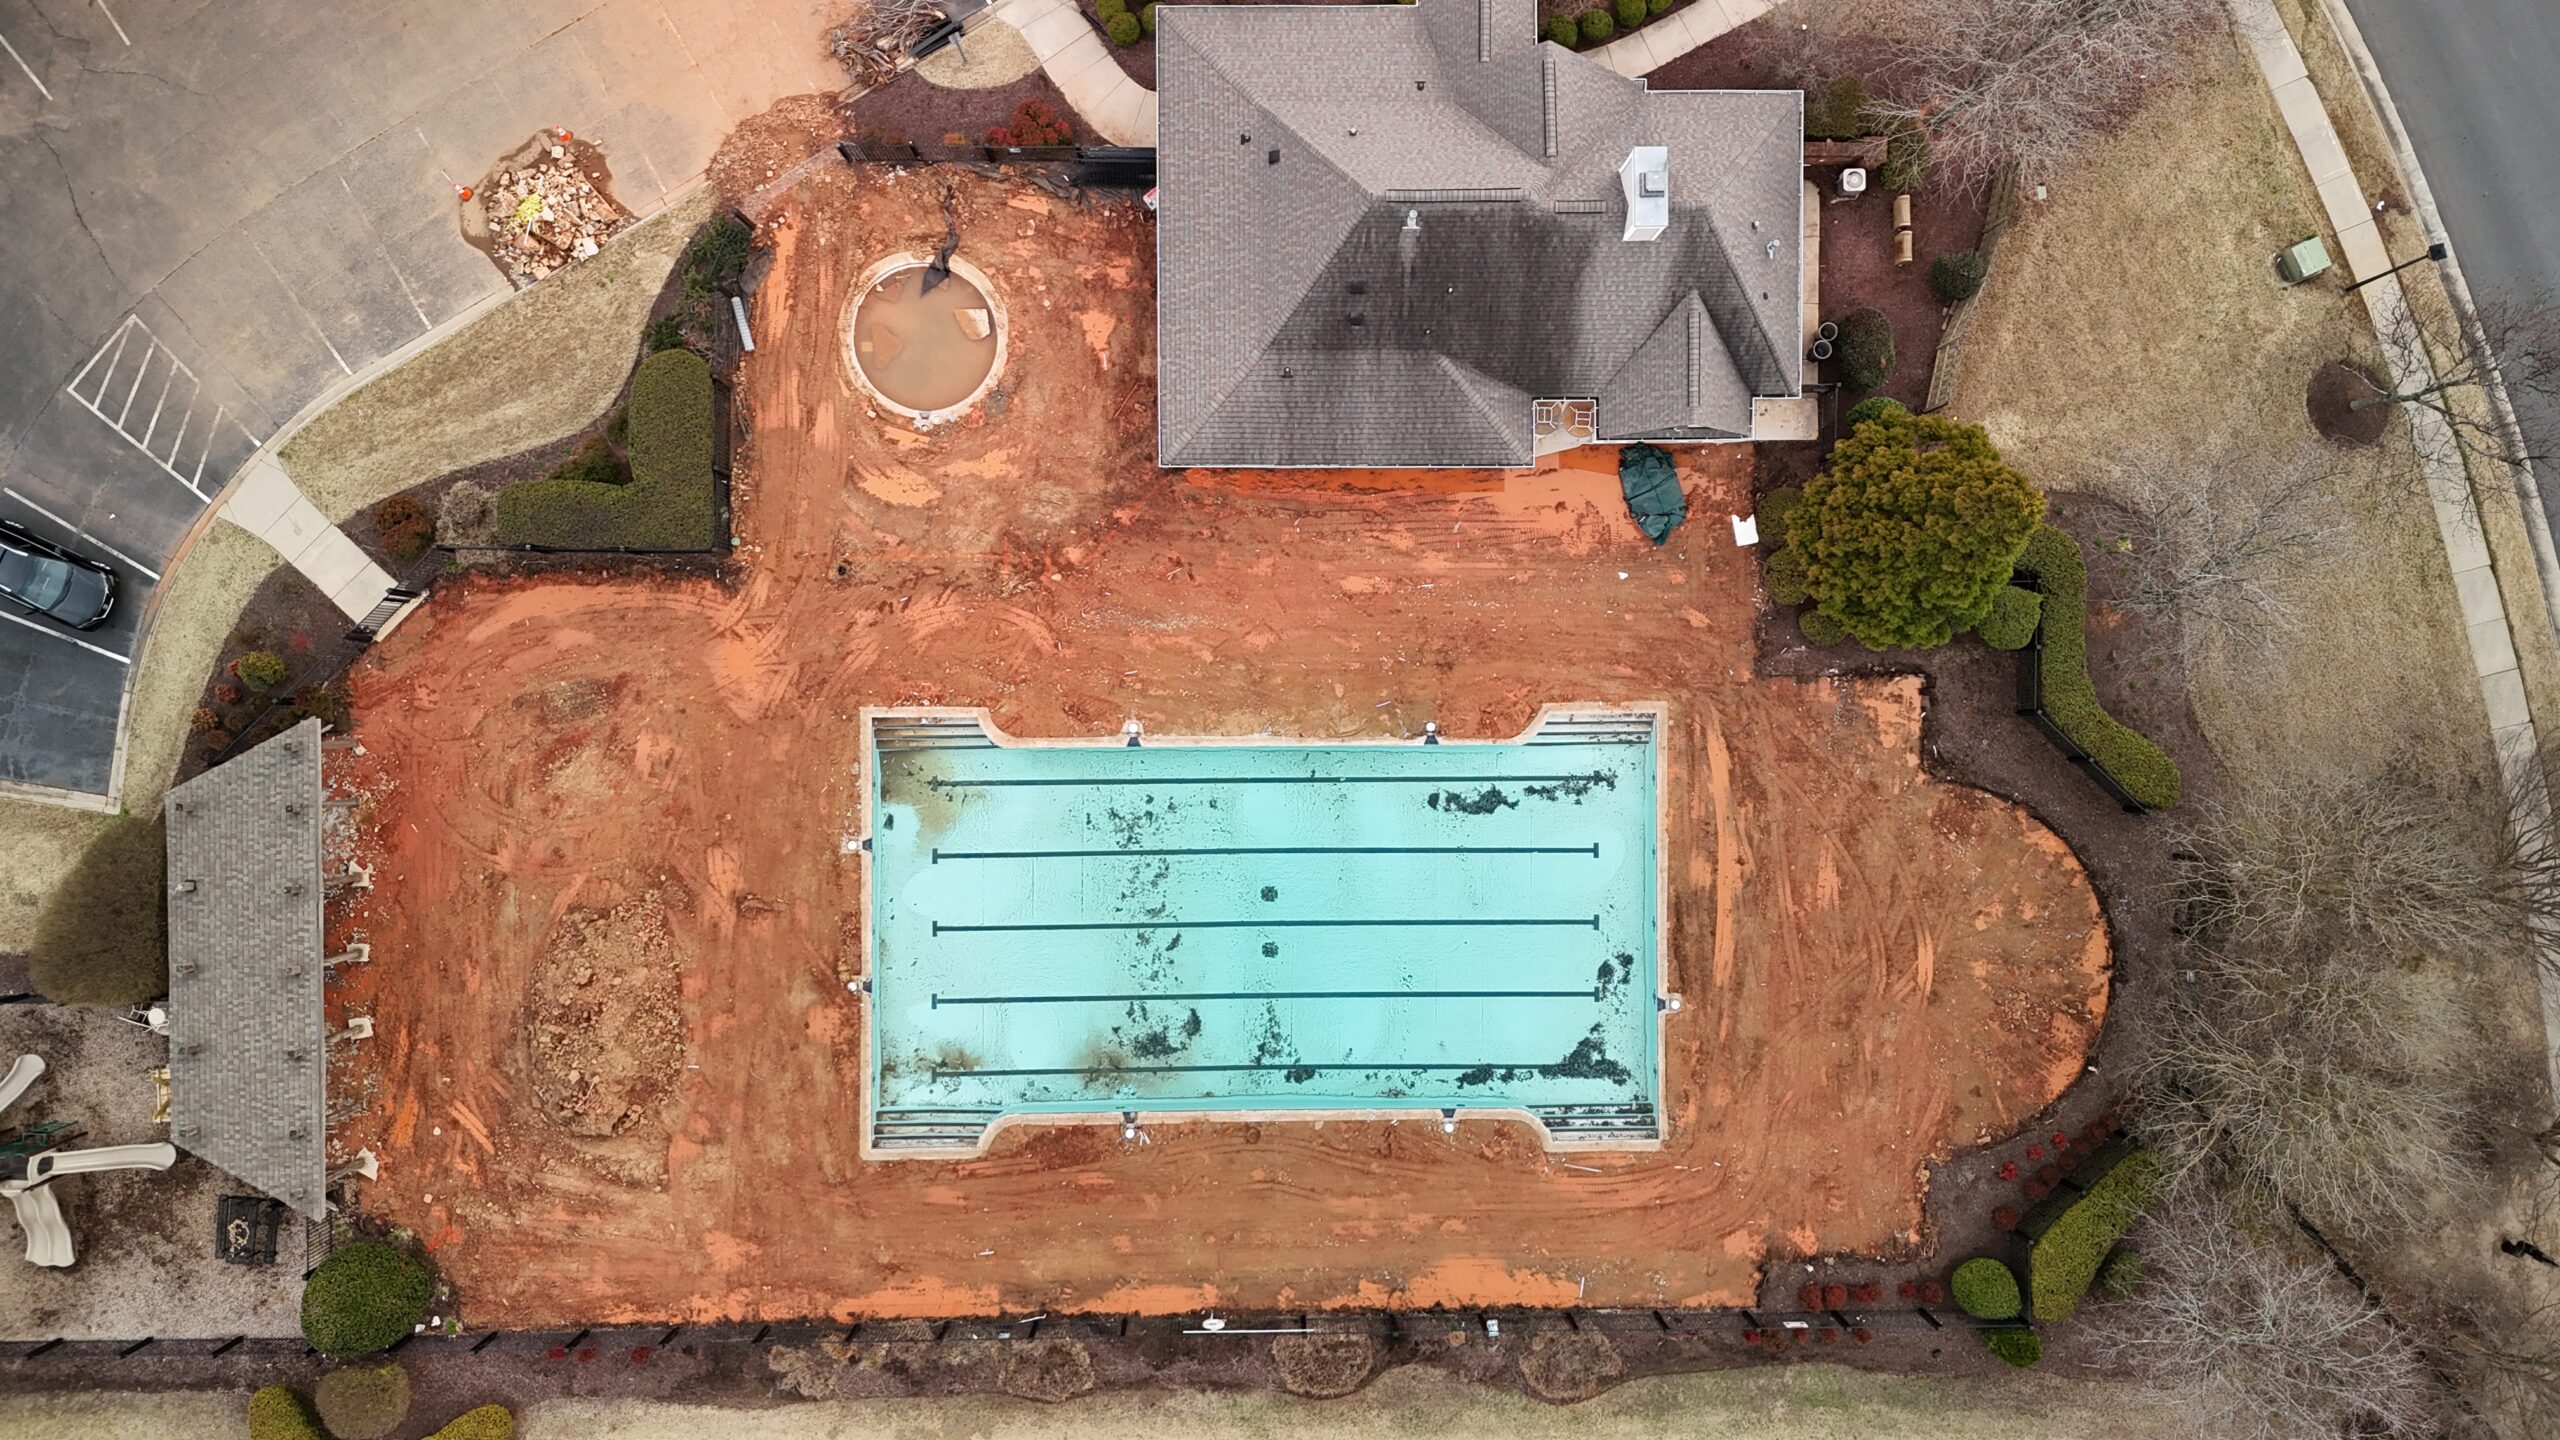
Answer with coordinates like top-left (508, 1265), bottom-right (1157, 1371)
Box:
top-left (176, 567), bottom-right (358, 787)
top-left (1753, 482), bottom-right (2218, 1296)
top-left (850, 70), bottom-right (1097, 150)
top-left (2307, 358), bottom-right (2392, 445)
top-left (1813, 182), bottom-right (1985, 411)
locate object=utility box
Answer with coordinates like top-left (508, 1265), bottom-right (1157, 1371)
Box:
top-left (2276, 236), bottom-right (2332, 284)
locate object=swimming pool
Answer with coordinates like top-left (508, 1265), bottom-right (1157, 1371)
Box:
top-left (860, 707), bottom-right (1667, 1156)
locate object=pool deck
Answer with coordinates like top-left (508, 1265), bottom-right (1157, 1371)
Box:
top-left (856, 703), bottom-right (1677, 1160)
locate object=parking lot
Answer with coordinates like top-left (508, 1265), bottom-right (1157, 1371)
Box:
top-left (0, 0), bottom-right (838, 800)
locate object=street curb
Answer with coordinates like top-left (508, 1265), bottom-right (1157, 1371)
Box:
top-left (2310, 0), bottom-right (2560, 656)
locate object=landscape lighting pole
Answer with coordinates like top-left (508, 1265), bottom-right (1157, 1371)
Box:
top-left (2343, 241), bottom-right (2448, 296)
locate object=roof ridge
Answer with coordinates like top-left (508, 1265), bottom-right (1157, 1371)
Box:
top-left (1433, 351), bottom-right (1521, 445)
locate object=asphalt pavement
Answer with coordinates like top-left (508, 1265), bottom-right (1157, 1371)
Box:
top-left (0, 0), bottom-right (837, 799)
top-left (2339, 0), bottom-right (2560, 536)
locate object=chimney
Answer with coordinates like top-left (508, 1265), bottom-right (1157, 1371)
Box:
top-left (1619, 146), bottom-right (1670, 243)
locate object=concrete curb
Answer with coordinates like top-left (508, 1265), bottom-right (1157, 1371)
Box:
top-left (2229, 0), bottom-right (2560, 1099)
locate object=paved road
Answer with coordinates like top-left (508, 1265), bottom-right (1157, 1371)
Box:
top-left (0, 0), bottom-right (837, 798)
top-left (2340, 0), bottom-right (2560, 536)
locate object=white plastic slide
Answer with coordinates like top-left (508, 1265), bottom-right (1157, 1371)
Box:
top-left (0, 1054), bottom-right (44, 1116)
top-left (25, 1143), bottom-right (178, 1185)
top-left (8, 1184), bottom-right (73, 1268)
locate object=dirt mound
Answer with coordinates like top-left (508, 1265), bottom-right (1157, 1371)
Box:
top-left (1516, 1330), bottom-right (1624, 1403)
top-left (2307, 359), bottom-right (2392, 446)
top-left (1272, 1332), bottom-right (1378, 1398)
top-left (996, 1339), bottom-right (1096, 1403)
top-left (527, 892), bottom-right (685, 1137)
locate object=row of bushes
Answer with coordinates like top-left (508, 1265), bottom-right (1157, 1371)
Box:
top-left (2024, 1145), bottom-right (2161, 1322)
top-left (2015, 525), bottom-right (2183, 808)
top-left (495, 347), bottom-right (719, 550)
top-left (1544, 0), bottom-right (1677, 49)
top-left (1095, 0), bottom-right (1156, 45)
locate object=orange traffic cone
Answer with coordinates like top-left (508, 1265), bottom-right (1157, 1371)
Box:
top-left (455, 184), bottom-right (474, 202)
top-left (554, 127), bottom-right (574, 143)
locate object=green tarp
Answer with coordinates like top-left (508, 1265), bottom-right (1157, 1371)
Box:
top-left (1619, 443), bottom-right (1685, 545)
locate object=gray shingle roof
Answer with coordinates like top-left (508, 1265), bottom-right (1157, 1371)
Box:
top-left (164, 719), bottom-right (328, 1218)
top-left (1157, 0), bottom-right (1802, 467)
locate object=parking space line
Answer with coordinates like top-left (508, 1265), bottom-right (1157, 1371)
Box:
top-left (0, 32), bottom-right (52, 102)
top-left (0, 608), bottom-right (129, 665)
top-left (91, 0), bottom-right (131, 48)
top-left (3, 487), bottom-right (159, 581)
top-left (64, 316), bottom-right (264, 506)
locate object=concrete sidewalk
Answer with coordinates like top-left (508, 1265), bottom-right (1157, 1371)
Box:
top-left (2229, 0), bottom-right (2560, 1094)
top-left (218, 458), bottom-right (398, 622)
top-left (990, 0), bottom-right (1158, 146)
top-left (1589, 0), bottom-right (1771, 80)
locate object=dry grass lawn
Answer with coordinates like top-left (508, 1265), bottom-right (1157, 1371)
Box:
top-left (280, 187), bottom-right (717, 524)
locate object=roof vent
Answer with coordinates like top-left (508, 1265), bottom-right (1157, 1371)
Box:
top-left (1267, 147), bottom-right (1280, 166)
top-left (1618, 146), bottom-right (1670, 243)
top-left (1404, 208), bottom-right (1421, 232)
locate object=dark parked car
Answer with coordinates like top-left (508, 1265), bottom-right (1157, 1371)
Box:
top-left (0, 521), bottom-right (116, 630)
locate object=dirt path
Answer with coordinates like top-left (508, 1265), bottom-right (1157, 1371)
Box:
top-left (328, 166), bottom-right (2107, 1325)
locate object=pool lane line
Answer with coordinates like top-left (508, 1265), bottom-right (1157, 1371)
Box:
top-left (933, 843), bottom-right (1601, 861)
top-left (932, 916), bottom-right (1603, 934)
top-left (924, 771), bottom-right (1612, 789)
top-left (931, 987), bottom-right (1602, 1007)
top-left (929, 1060), bottom-right (1642, 1079)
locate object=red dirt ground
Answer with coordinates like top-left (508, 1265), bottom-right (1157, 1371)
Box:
top-left (328, 164), bottom-right (2109, 1325)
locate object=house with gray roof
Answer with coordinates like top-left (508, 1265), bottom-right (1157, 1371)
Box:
top-left (1155, 0), bottom-right (1804, 468)
top-left (164, 720), bottom-right (330, 1218)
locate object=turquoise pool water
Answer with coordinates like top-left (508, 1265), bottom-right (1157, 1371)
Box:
top-left (863, 712), bottom-right (1662, 1153)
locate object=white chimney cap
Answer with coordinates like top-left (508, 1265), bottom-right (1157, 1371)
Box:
top-left (1620, 147), bottom-right (1669, 242)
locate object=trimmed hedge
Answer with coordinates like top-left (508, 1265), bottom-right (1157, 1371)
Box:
top-left (1139, 3), bottom-right (1158, 36)
top-left (1105, 11), bottom-right (1141, 44)
top-left (1950, 1257), bottom-right (2022, 1321)
top-left (1545, 15), bottom-right (1580, 46)
top-left (2016, 526), bottom-right (2181, 807)
top-left (249, 1386), bottom-right (327, 1440)
top-left (1648, 0), bottom-right (1673, 14)
top-left (1096, 0), bottom-right (1126, 17)
top-left (1799, 610), bottom-right (1846, 645)
top-left (1840, 395), bottom-right (1906, 434)
top-left (2094, 1245), bottom-right (2145, 1300)
top-left (1835, 307), bottom-right (1895, 393)
top-left (427, 1405), bottom-right (516, 1440)
top-left (1579, 9), bottom-right (1614, 42)
top-left (1613, 0), bottom-right (1645, 29)
top-left (1763, 545), bottom-right (1812, 606)
top-left (2027, 1147), bottom-right (2161, 1323)
top-left (314, 1363), bottom-right (411, 1440)
top-left (1982, 1326), bottom-right (2042, 1367)
top-left (1758, 485), bottom-right (1803, 548)
top-left (496, 348), bottom-right (717, 551)
top-left (1931, 250), bottom-right (1989, 303)
top-left (1976, 583), bottom-right (2041, 650)
top-left (302, 1242), bottom-right (434, 1357)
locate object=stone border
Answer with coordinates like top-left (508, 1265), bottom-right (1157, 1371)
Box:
top-left (843, 253), bottom-right (1010, 426)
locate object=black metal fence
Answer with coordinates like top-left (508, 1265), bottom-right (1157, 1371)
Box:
top-left (836, 139), bottom-right (1157, 188)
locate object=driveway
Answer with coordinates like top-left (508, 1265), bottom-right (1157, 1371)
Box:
top-left (0, 0), bottom-right (838, 798)
top-left (2339, 0), bottom-right (2560, 535)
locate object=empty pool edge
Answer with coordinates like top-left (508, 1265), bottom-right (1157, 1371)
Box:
top-left (848, 703), bottom-right (1680, 1164)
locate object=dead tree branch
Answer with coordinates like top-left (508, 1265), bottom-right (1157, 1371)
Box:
top-left (2107, 451), bottom-right (2347, 665)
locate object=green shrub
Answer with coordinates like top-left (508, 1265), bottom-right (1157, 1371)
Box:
top-left (30, 814), bottom-right (167, 1008)
top-left (1975, 583), bottom-right (2041, 650)
top-left (375, 493), bottom-right (437, 563)
top-left (497, 349), bottom-right (717, 551)
top-left (1105, 11), bottom-right (1141, 44)
top-left (1613, 0), bottom-right (1646, 29)
top-left (1578, 9), bottom-right (1614, 42)
top-left (314, 1363), bottom-right (411, 1440)
top-left (1835, 306), bottom-right (1895, 393)
top-left (1545, 15), bottom-right (1580, 46)
top-left (681, 213), bottom-right (753, 294)
top-left (1799, 610), bottom-right (1846, 645)
top-left (1762, 545), bottom-right (1812, 606)
top-left (248, 1385), bottom-right (327, 1440)
top-left (1139, 3), bottom-right (1158, 36)
top-left (1982, 1326), bottom-right (2042, 1367)
top-left (605, 405), bottom-right (630, 447)
top-left (2094, 1246), bottom-right (2145, 1300)
top-left (1951, 1257), bottom-right (2023, 1320)
top-left (1758, 485), bottom-right (1803, 548)
top-left (1805, 75), bottom-right (1871, 141)
top-left (1840, 395), bottom-right (1907, 434)
top-left (1878, 119), bottom-right (1927, 191)
top-left (1648, 0), bottom-right (1673, 14)
top-left (1095, 0), bottom-right (1126, 18)
top-left (2016, 527), bottom-right (2181, 807)
top-left (232, 650), bottom-right (289, 693)
top-left (301, 1242), bottom-right (434, 1357)
top-left (2028, 1148), bottom-right (2161, 1322)
top-left (548, 435), bottom-right (630, 488)
top-left (426, 1405), bottom-right (516, 1440)
top-left (1780, 408), bottom-right (2044, 649)
top-left (1931, 250), bottom-right (1990, 303)
top-left (642, 314), bottom-right (687, 354)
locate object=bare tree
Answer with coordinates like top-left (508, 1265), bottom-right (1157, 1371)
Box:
top-left (2107, 451), bottom-right (2348, 665)
top-left (2087, 1190), bottom-right (2436, 1440)
top-left (2353, 291), bottom-right (2560, 471)
top-left (1856, 0), bottom-right (2224, 192)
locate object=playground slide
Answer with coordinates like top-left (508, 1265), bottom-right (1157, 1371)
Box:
top-left (9, 1184), bottom-right (73, 1268)
top-left (26, 1143), bottom-right (178, 1185)
top-left (0, 1054), bottom-right (43, 1116)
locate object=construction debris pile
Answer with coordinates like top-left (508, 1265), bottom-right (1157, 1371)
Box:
top-left (827, 0), bottom-right (950, 85)
top-left (480, 143), bottom-right (630, 287)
